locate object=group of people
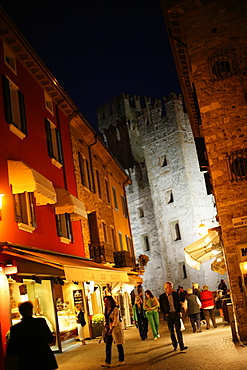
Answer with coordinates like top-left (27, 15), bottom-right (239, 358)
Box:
top-left (101, 280), bottom-right (228, 367)
top-left (6, 279), bottom-right (227, 369)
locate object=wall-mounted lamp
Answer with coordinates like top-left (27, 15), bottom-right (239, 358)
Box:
top-left (0, 194), bottom-right (4, 220)
top-left (4, 260), bottom-right (13, 267)
top-left (0, 260), bottom-right (17, 274)
top-left (198, 223), bottom-right (208, 236)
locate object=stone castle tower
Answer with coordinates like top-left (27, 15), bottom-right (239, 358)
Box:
top-left (97, 93), bottom-right (226, 296)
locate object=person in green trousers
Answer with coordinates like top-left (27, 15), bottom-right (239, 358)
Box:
top-left (143, 290), bottom-right (160, 340)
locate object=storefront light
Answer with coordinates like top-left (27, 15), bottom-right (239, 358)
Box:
top-left (198, 223), bottom-right (208, 236)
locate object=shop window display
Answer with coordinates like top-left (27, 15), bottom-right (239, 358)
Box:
top-left (9, 279), bottom-right (56, 335)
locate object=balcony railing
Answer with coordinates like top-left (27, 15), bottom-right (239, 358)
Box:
top-left (114, 250), bottom-right (133, 268)
top-left (89, 242), bottom-right (114, 264)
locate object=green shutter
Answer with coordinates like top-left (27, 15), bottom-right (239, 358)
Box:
top-left (2, 75), bottom-right (12, 123)
top-left (44, 118), bottom-right (53, 158)
top-left (56, 129), bottom-right (63, 165)
top-left (29, 192), bottom-right (36, 228)
top-left (18, 90), bottom-right (27, 136)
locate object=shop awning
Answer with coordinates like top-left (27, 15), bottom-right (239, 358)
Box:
top-left (54, 188), bottom-right (87, 220)
top-left (64, 265), bottom-right (129, 284)
top-left (0, 242), bottom-right (129, 283)
top-left (184, 229), bottom-right (222, 271)
top-left (7, 160), bottom-right (56, 205)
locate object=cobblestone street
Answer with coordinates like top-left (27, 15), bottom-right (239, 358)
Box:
top-left (56, 317), bottom-right (247, 370)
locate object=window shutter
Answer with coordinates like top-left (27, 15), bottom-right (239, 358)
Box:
top-left (18, 90), bottom-right (27, 136)
top-left (13, 194), bottom-right (23, 223)
top-left (78, 152), bottom-right (86, 186)
top-left (65, 213), bottom-right (72, 240)
top-left (88, 212), bottom-right (100, 243)
top-left (45, 118), bottom-right (53, 158)
top-left (2, 75), bottom-right (12, 123)
top-left (29, 192), bottom-right (36, 228)
top-left (86, 159), bottom-right (91, 190)
top-left (56, 129), bottom-right (63, 165)
top-left (56, 214), bottom-right (63, 237)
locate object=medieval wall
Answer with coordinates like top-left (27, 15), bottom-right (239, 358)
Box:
top-left (98, 93), bottom-right (226, 296)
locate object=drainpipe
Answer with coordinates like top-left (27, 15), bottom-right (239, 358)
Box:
top-left (88, 134), bottom-right (98, 193)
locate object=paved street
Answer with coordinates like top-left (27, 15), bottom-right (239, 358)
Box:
top-left (56, 317), bottom-right (247, 370)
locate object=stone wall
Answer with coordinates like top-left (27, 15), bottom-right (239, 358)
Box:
top-left (98, 93), bottom-right (226, 297)
top-left (161, 0), bottom-right (247, 339)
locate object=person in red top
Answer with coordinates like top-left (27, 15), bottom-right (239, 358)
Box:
top-left (200, 285), bottom-right (217, 330)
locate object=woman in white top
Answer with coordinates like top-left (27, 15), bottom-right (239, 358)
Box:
top-left (101, 296), bottom-right (124, 368)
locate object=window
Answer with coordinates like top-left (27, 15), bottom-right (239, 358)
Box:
top-left (179, 261), bottom-right (187, 279)
top-left (3, 43), bottom-right (17, 74)
top-left (56, 213), bottom-right (72, 243)
top-left (167, 190), bottom-right (174, 204)
top-left (112, 187), bottom-right (118, 211)
top-left (208, 48), bottom-right (238, 81)
top-left (125, 235), bottom-right (131, 252)
top-left (159, 155), bottom-right (167, 167)
top-left (138, 207), bottom-right (144, 218)
top-left (170, 220), bottom-right (181, 241)
top-left (105, 179), bottom-right (110, 204)
top-left (45, 118), bottom-right (63, 168)
top-left (143, 235), bottom-right (150, 252)
top-left (227, 149), bottom-right (247, 182)
top-left (95, 170), bottom-right (102, 198)
top-left (118, 231), bottom-right (123, 250)
top-left (2, 75), bottom-right (27, 139)
top-left (121, 195), bottom-right (128, 218)
top-left (111, 227), bottom-right (117, 251)
top-left (44, 91), bottom-right (54, 115)
top-left (78, 152), bottom-right (91, 189)
top-left (102, 222), bottom-right (107, 242)
top-left (14, 192), bottom-right (36, 233)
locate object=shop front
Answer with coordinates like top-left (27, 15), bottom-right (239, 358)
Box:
top-left (1, 242), bottom-right (130, 353)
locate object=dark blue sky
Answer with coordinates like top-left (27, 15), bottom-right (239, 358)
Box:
top-left (0, 0), bottom-right (181, 130)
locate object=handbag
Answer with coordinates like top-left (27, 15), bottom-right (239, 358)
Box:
top-left (180, 318), bottom-right (185, 331)
top-left (102, 326), bottom-right (109, 343)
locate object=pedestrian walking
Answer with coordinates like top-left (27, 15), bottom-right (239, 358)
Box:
top-left (200, 285), bottom-right (217, 330)
top-left (6, 300), bottom-right (58, 370)
top-left (75, 304), bottom-right (86, 345)
top-left (218, 279), bottom-right (227, 295)
top-left (133, 295), bottom-right (148, 340)
top-left (101, 296), bottom-right (125, 368)
top-left (143, 290), bottom-right (160, 340)
top-left (184, 288), bottom-right (202, 332)
top-left (159, 281), bottom-right (188, 351)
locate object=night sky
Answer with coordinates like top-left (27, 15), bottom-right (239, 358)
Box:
top-left (0, 0), bottom-right (181, 130)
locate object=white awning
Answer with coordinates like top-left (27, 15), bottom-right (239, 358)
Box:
top-left (54, 188), bottom-right (87, 220)
top-left (7, 160), bottom-right (56, 205)
top-left (184, 229), bottom-right (222, 271)
top-left (64, 265), bottom-right (129, 284)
